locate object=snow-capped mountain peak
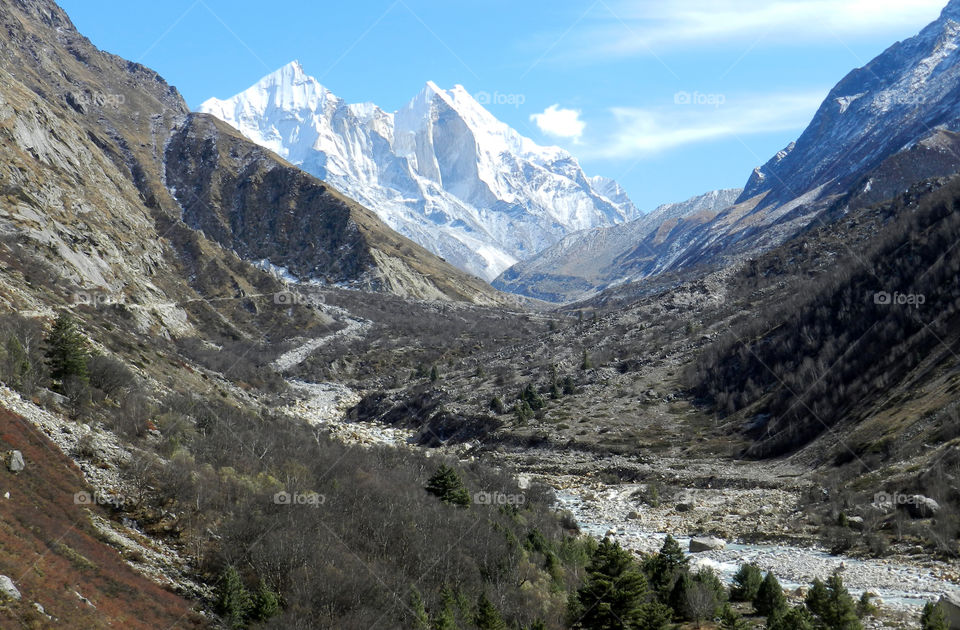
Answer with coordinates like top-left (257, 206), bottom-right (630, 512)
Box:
top-left (740, 1), bottom-right (960, 206)
top-left (198, 64), bottom-right (639, 280)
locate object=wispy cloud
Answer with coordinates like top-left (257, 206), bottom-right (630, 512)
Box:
top-left (583, 89), bottom-right (826, 159)
top-left (530, 104), bottom-right (586, 140)
top-left (579, 0), bottom-right (945, 56)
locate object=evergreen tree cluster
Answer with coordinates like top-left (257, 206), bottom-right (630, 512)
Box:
top-left (566, 541), bottom-right (883, 630)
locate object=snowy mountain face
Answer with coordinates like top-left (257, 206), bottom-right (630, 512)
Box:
top-left (198, 63), bottom-right (639, 281)
top-left (742, 0), bottom-right (960, 206)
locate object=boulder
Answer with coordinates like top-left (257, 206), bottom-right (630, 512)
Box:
top-left (5, 450), bottom-right (23, 473)
top-left (847, 516), bottom-right (865, 531)
top-left (938, 591), bottom-right (960, 629)
top-left (0, 575), bottom-right (20, 601)
top-left (675, 503), bottom-right (694, 513)
top-left (689, 536), bottom-right (726, 552)
top-left (906, 495), bottom-right (940, 519)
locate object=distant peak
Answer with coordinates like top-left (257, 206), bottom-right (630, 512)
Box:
top-left (267, 60), bottom-right (305, 81)
top-left (942, 0), bottom-right (960, 20)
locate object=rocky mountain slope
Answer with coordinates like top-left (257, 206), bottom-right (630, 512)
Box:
top-left (164, 114), bottom-right (504, 303)
top-left (742, 0), bottom-right (960, 207)
top-left (199, 62), bottom-right (640, 281)
top-left (0, 0), bottom-right (502, 314)
top-left (493, 188), bottom-right (742, 302)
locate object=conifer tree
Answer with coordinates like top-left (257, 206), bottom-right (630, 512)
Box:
top-left (644, 534), bottom-right (688, 598)
top-left (719, 603), bottom-right (750, 629)
top-left (433, 587), bottom-right (460, 630)
top-left (409, 588), bottom-right (431, 630)
top-left (754, 571), bottom-right (786, 617)
top-left (730, 563), bottom-right (763, 601)
top-left (44, 312), bottom-right (89, 389)
top-left (250, 579), bottom-right (280, 622)
top-left (520, 383), bottom-right (545, 410)
top-left (570, 538), bottom-right (650, 629)
top-left (768, 605), bottom-right (816, 630)
top-left (216, 565), bottom-right (252, 629)
top-left (668, 571), bottom-right (694, 620)
top-left (475, 593), bottom-right (506, 630)
top-left (425, 464), bottom-right (471, 507)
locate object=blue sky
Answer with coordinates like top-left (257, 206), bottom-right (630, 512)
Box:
top-left (60, 0), bottom-right (947, 211)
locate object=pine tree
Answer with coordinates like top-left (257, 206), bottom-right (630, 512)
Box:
top-left (562, 375), bottom-right (576, 395)
top-left (857, 592), bottom-right (878, 618)
top-left (921, 601), bottom-right (948, 630)
top-left (520, 383), bottom-right (545, 410)
top-left (514, 399), bottom-right (533, 424)
top-left (433, 587), bottom-right (460, 630)
top-left (806, 573), bottom-right (861, 630)
top-left (250, 579), bottom-right (280, 622)
top-left (659, 534), bottom-right (687, 569)
top-left (754, 571), bottom-right (786, 617)
top-left (409, 588), bottom-right (431, 630)
top-left (489, 395), bottom-right (505, 414)
top-left (425, 464), bottom-right (471, 507)
top-left (805, 578), bottom-right (830, 618)
top-left (668, 571), bottom-right (693, 620)
top-left (581, 349), bottom-right (592, 370)
top-left (730, 563), bottom-right (763, 601)
top-left (44, 313), bottom-right (89, 390)
top-left (719, 603), bottom-right (750, 629)
top-left (216, 565), bottom-right (252, 629)
top-left (570, 538), bottom-right (650, 629)
top-left (475, 593), bottom-right (506, 630)
top-left (549, 380), bottom-right (562, 399)
top-left (637, 601), bottom-right (673, 629)
top-left (2, 336), bottom-right (31, 391)
top-left (644, 534), bottom-right (688, 599)
top-left (430, 365), bottom-right (439, 382)
top-left (768, 605), bottom-right (816, 630)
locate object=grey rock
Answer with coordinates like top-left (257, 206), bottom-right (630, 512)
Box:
top-left (906, 495), bottom-right (940, 519)
top-left (0, 575), bottom-right (20, 601)
top-left (5, 450), bottom-right (23, 473)
top-left (689, 536), bottom-right (726, 552)
top-left (938, 591), bottom-right (960, 630)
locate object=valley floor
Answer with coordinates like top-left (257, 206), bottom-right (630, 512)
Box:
top-left (276, 373), bottom-right (960, 629)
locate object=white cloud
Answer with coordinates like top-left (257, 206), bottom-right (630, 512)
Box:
top-left (530, 104), bottom-right (586, 140)
top-left (578, 0), bottom-right (945, 56)
top-left (584, 89), bottom-right (826, 159)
